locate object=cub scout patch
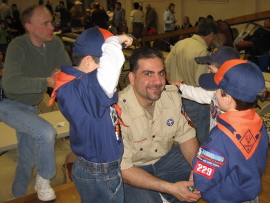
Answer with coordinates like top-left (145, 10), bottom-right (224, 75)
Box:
top-left (194, 146), bottom-right (226, 179)
top-left (194, 161), bottom-right (215, 179)
top-left (196, 146), bottom-right (226, 168)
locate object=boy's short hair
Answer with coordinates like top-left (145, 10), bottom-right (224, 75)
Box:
top-left (220, 89), bottom-right (262, 111)
top-left (194, 46), bottom-right (239, 66)
top-left (199, 59), bottom-right (265, 103)
top-left (72, 53), bottom-right (100, 66)
top-left (73, 27), bottom-right (113, 57)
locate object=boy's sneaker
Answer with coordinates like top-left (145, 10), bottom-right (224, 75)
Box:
top-left (35, 175), bottom-right (56, 201)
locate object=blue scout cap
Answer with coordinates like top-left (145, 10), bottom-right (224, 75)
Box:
top-left (73, 26), bottom-right (113, 57)
top-left (199, 59), bottom-right (265, 102)
top-left (194, 46), bottom-right (240, 66)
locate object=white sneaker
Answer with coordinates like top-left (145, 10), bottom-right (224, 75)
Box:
top-left (7, 196), bottom-right (16, 201)
top-left (35, 175), bottom-right (56, 201)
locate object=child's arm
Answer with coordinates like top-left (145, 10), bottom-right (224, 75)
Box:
top-left (97, 34), bottom-right (133, 98)
top-left (181, 84), bottom-right (214, 104)
top-left (170, 80), bottom-right (214, 104)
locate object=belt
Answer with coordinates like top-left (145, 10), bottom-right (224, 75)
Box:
top-left (77, 157), bottom-right (121, 173)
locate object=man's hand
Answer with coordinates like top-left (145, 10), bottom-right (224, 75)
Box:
top-left (118, 34), bottom-right (133, 47)
top-left (47, 69), bottom-right (60, 88)
top-left (168, 180), bottom-right (201, 202)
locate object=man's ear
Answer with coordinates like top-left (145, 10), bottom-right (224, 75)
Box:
top-left (128, 72), bottom-right (135, 85)
top-left (24, 22), bottom-right (32, 32)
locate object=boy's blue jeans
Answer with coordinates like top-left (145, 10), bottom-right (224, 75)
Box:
top-left (123, 145), bottom-right (192, 203)
top-left (0, 98), bottom-right (56, 197)
top-left (72, 157), bottom-right (123, 203)
top-left (182, 99), bottom-right (210, 143)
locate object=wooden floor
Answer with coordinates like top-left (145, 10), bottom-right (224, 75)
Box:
top-left (6, 147), bottom-right (270, 203)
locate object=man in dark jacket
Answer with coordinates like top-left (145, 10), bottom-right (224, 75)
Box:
top-left (145, 4), bottom-right (157, 30)
top-left (55, 1), bottom-right (69, 28)
top-left (92, 3), bottom-right (109, 29)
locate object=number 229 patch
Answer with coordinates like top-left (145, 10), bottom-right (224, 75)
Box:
top-left (194, 161), bottom-right (215, 179)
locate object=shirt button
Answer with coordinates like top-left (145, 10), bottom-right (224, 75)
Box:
top-left (152, 121), bottom-right (154, 124)
top-left (140, 148), bottom-right (143, 151)
top-left (155, 149), bottom-right (158, 152)
top-left (152, 135), bottom-right (155, 138)
top-left (172, 136), bottom-right (175, 139)
top-left (123, 99), bottom-right (126, 102)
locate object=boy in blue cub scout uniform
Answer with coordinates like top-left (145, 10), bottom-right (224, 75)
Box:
top-left (192, 59), bottom-right (269, 203)
top-left (49, 27), bottom-right (133, 202)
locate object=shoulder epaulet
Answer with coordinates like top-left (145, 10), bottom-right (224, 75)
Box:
top-left (164, 85), bottom-right (179, 93)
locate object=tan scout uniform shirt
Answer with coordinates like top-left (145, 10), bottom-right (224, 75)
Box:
top-left (165, 34), bottom-right (209, 87)
top-left (118, 84), bottom-right (196, 170)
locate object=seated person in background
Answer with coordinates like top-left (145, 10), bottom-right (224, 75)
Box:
top-left (118, 46), bottom-right (201, 203)
top-left (38, 0), bottom-right (44, 5)
top-left (11, 4), bottom-right (24, 36)
top-left (11, 4), bottom-right (20, 23)
top-left (0, 5), bottom-right (72, 201)
top-left (195, 17), bottom-right (204, 26)
top-left (0, 20), bottom-right (7, 52)
top-left (84, 8), bottom-right (93, 29)
top-left (170, 46), bottom-right (240, 131)
top-left (193, 59), bottom-right (268, 203)
top-left (108, 20), bottom-right (117, 35)
top-left (206, 15), bottom-right (214, 20)
top-left (180, 16), bottom-right (193, 40)
top-left (50, 27), bottom-right (133, 202)
top-left (5, 15), bottom-right (18, 41)
top-left (181, 16), bottom-right (192, 29)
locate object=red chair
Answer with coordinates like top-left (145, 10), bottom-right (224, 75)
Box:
top-left (233, 22), bottom-right (260, 54)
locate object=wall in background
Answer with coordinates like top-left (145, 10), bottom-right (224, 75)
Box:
top-left (3, 0), bottom-right (270, 34)
top-left (122, 0), bottom-right (270, 34)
